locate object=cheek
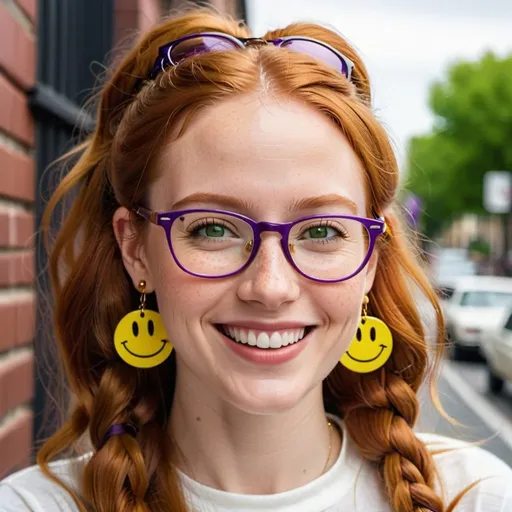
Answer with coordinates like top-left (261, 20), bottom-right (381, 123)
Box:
top-left (318, 278), bottom-right (365, 354)
top-left (320, 277), bottom-right (365, 324)
top-left (145, 231), bottom-right (228, 333)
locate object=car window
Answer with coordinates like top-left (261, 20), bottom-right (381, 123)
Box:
top-left (504, 314), bottom-right (512, 332)
top-left (459, 291), bottom-right (512, 307)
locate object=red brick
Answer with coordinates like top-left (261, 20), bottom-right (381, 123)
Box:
top-left (0, 296), bottom-right (35, 352)
top-left (0, 301), bottom-right (16, 351)
top-left (16, 297), bottom-right (35, 346)
top-left (115, 0), bottom-right (138, 12)
top-left (0, 351), bottom-right (34, 418)
top-left (114, 0), bottom-right (161, 44)
top-left (15, 0), bottom-right (37, 22)
top-left (0, 250), bottom-right (34, 286)
top-left (0, 214), bottom-right (8, 246)
top-left (0, 145), bottom-right (35, 202)
top-left (115, 11), bottom-right (140, 45)
top-left (0, 75), bottom-right (34, 147)
top-left (0, 4), bottom-right (36, 89)
top-left (15, 212), bottom-right (34, 247)
top-left (139, 0), bottom-right (160, 31)
top-left (0, 409), bottom-right (33, 479)
top-left (0, 209), bottom-right (34, 248)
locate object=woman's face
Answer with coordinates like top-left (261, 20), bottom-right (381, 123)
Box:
top-left (137, 93), bottom-right (377, 414)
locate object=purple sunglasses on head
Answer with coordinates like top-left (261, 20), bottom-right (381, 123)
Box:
top-left (148, 31), bottom-right (355, 81)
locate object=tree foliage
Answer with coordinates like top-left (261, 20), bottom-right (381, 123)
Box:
top-left (405, 52), bottom-right (512, 236)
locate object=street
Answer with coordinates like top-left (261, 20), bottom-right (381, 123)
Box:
top-left (417, 358), bottom-right (512, 467)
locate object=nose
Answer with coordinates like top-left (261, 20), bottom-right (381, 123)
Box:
top-left (236, 234), bottom-right (300, 310)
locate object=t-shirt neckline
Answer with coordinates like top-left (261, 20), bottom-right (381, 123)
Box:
top-left (177, 414), bottom-right (360, 511)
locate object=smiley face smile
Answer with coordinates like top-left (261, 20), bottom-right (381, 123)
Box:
top-left (121, 339), bottom-right (169, 358)
top-left (345, 344), bottom-right (387, 363)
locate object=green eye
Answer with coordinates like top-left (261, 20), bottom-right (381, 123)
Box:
top-left (203, 224), bottom-right (225, 237)
top-left (308, 226), bottom-right (329, 238)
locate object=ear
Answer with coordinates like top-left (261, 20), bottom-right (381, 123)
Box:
top-left (112, 206), bottom-right (155, 290)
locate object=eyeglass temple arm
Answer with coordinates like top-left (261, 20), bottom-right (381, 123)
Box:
top-left (371, 207), bottom-right (387, 233)
top-left (132, 205), bottom-right (158, 224)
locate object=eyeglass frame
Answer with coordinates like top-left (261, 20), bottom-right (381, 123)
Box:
top-left (148, 31), bottom-right (355, 81)
top-left (132, 206), bottom-right (386, 283)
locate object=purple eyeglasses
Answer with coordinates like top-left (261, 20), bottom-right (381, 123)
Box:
top-left (148, 32), bottom-right (355, 81)
top-left (133, 206), bottom-right (385, 283)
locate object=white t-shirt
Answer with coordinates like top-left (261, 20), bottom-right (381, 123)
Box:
top-left (1, 417), bottom-right (511, 512)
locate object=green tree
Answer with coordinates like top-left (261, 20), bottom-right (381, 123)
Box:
top-left (406, 52), bottom-right (512, 237)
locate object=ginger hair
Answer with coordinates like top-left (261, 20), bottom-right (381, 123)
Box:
top-left (38, 8), bottom-right (467, 512)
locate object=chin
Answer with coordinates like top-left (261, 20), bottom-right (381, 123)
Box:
top-left (222, 376), bottom-right (314, 415)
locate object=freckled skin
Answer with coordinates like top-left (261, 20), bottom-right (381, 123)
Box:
top-left (138, 92), bottom-right (379, 414)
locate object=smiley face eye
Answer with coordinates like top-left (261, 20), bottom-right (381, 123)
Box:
top-left (148, 319), bottom-right (155, 337)
top-left (132, 321), bottom-right (139, 337)
top-left (370, 327), bottom-right (376, 341)
top-left (356, 327), bottom-right (362, 341)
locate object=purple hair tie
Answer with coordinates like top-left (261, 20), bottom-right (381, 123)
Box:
top-left (101, 423), bottom-right (138, 448)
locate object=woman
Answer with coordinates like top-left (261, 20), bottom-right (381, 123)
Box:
top-left (1, 8), bottom-right (511, 512)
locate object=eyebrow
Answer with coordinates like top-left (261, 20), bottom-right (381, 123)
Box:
top-left (171, 192), bottom-right (358, 215)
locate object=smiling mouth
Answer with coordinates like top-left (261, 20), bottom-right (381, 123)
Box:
top-left (215, 324), bottom-right (315, 349)
top-left (345, 345), bottom-right (387, 363)
top-left (121, 340), bottom-right (168, 358)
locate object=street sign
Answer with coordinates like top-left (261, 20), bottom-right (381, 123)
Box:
top-left (483, 171), bottom-right (511, 214)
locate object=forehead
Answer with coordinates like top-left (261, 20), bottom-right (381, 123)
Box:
top-left (152, 92), bottom-right (367, 216)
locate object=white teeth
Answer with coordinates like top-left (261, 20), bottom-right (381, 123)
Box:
top-left (256, 332), bottom-right (270, 348)
top-left (247, 331), bottom-right (257, 346)
top-left (222, 326), bottom-right (309, 349)
top-left (269, 332), bottom-right (281, 348)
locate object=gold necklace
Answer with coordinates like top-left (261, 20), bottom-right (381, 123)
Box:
top-left (320, 420), bottom-right (334, 475)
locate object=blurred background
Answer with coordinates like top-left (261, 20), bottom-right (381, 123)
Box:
top-left (1, 0), bottom-right (512, 478)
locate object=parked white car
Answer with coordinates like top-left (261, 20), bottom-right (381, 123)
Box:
top-left (442, 276), bottom-right (512, 360)
top-left (481, 307), bottom-right (512, 393)
top-left (430, 247), bottom-right (477, 295)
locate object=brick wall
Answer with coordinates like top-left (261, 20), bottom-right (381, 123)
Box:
top-left (115, 0), bottom-right (162, 45)
top-left (115, 0), bottom-right (246, 45)
top-left (0, 0), bottom-right (244, 480)
top-left (0, 0), bottom-right (37, 479)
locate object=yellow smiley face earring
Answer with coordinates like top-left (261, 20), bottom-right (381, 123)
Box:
top-left (113, 280), bottom-right (173, 369)
top-left (340, 295), bottom-right (393, 374)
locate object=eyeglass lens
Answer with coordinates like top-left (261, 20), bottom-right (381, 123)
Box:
top-left (279, 39), bottom-right (348, 76)
top-left (170, 35), bottom-right (241, 63)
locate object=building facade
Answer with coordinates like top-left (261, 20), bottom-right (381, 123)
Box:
top-left (0, 0), bottom-right (246, 479)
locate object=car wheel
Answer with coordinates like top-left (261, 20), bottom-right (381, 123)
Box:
top-left (452, 343), bottom-right (465, 361)
top-left (448, 338), bottom-right (463, 361)
top-left (488, 369), bottom-right (504, 394)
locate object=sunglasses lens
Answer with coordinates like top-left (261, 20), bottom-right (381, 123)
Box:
top-left (170, 35), bottom-right (241, 64)
top-left (280, 39), bottom-right (349, 77)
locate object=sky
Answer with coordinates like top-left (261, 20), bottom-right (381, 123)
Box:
top-left (246, 0), bottom-right (512, 170)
